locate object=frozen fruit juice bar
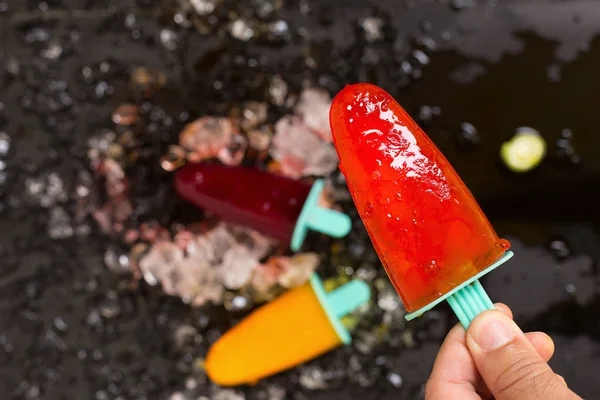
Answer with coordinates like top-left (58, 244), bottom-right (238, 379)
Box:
top-left (174, 163), bottom-right (351, 251)
top-left (205, 274), bottom-right (370, 386)
top-left (329, 83), bottom-right (513, 328)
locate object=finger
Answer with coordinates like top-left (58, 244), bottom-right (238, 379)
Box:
top-left (494, 305), bottom-right (555, 361)
top-left (557, 374), bottom-right (568, 387)
top-left (494, 303), bottom-right (513, 319)
top-left (475, 324), bottom-right (556, 398)
top-left (525, 332), bottom-right (555, 362)
top-left (426, 323), bottom-right (481, 399)
top-left (466, 310), bottom-right (581, 400)
top-left (429, 305), bottom-right (554, 399)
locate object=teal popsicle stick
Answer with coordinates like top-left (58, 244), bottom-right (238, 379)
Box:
top-left (306, 205), bottom-right (353, 238)
top-left (405, 251), bottom-right (514, 327)
top-left (326, 279), bottom-right (371, 319)
top-left (447, 280), bottom-right (494, 329)
top-left (291, 179), bottom-right (352, 251)
top-left (310, 274), bottom-right (371, 345)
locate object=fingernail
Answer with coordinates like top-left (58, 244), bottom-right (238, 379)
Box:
top-left (470, 311), bottom-right (520, 351)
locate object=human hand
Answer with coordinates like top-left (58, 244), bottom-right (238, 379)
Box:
top-left (425, 304), bottom-right (582, 400)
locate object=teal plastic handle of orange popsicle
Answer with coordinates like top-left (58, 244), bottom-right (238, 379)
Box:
top-left (310, 274), bottom-right (371, 345)
top-left (405, 251), bottom-right (514, 329)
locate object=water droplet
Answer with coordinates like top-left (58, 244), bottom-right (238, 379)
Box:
top-left (395, 192), bottom-right (402, 201)
top-left (42, 42), bottom-right (63, 60)
top-left (561, 129), bottom-right (573, 139)
top-left (86, 309), bottom-right (101, 326)
top-left (549, 238), bottom-right (571, 260)
top-left (400, 61), bottom-right (413, 75)
top-left (190, 0), bottom-right (216, 15)
top-left (77, 349), bottom-right (87, 360)
top-left (457, 122), bottom-right (480, 149)
top-left (547, 63), bottom-right (562, 82)
top-left (26, 384), bottom-right (40, 399)
top-left (360, 17), bottom-right (384, 42)
top-left (418, 36), bottom-right (437, 51)
top-left (451, 0), bottom-right (476, 10)
top-left (570, 154), bottom-right (581, 164)
top-left (387, 372), bottom-right (403, 388)
top-left (418, 105), bottom-right (433, 122)
top-left (48, 207), bottom-right (73, 239)
top-left (160, 28), bottom-right (179, 51)
top-left (565, 283), bottom-right (576, 294)
top-left (224, 293), bottom-right (252, 312)
top-left (0, 132), bottom-right (11, 157)
top-left (554, 129), bottom-right (579, 164)
top-left (420, 20), bottom-right (432, 33)
top-left (412, 49), bottom-right (430, 65)
top-left (364, 202), bottom-right (374, 217)
top-left (496, 239), bottom-right (510, 251)
top-left (99, 292), bottom-right (121, 319)
top-left (230, 19), bottom-right (255, 41)
top-left (53, 317), bottom-right (68, 332)
top-left (424, 260), bottom-right (439, 276)
top-left (269, 20), bottom-right (289, 38)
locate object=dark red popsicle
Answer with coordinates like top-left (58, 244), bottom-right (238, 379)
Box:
top-left (174, 163), bottom-right (351, 250)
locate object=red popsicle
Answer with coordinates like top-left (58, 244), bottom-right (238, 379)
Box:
top-left (329, 83), bottom-right (512, 325)
top-left (174, 163), bottom-right (351, 251)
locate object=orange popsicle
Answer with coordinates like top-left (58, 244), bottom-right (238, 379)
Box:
top-left (205, 274), bottom-right (370, 386)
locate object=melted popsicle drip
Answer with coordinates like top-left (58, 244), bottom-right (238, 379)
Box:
top-left (330, 83), bottom-right (510, 312)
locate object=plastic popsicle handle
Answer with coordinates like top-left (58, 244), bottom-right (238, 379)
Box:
top-left (310, 274), bottom-right (371, 345)
top-left (405, 251), bottom-right (514, 328)
top-left (326, 279), bottom-right (372, 319)
top-left (446, 280), bottom-right (494, 329)
top-left (291, 179), bottom-right (352, 251)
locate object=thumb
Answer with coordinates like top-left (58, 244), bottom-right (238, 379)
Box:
top-left (466, 310), bottom-right (581, 400)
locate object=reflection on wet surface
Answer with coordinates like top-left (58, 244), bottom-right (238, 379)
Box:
top-left (0, 0), bottom-right (599, 399)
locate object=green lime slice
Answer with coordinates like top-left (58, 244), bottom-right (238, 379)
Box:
top-left (500, 127), bottom-right (546, 172)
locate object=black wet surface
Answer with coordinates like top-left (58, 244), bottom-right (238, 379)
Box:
top-left (1, 0), bottom-right (600, 399)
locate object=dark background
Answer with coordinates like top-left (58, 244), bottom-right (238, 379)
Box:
top-left (1, 0), bottom-right (600, 399)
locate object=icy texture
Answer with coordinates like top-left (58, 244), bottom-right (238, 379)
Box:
top-left (133, 222), bottom-right (294, 305)
top-left (179, 116), bottom-right (247, 165)
top-left (220, 245), bottom-right (259, 290)
top-left (270, 115), bottom-right (338, 178)
top-left (294, 88), bottom-right (333, 142)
